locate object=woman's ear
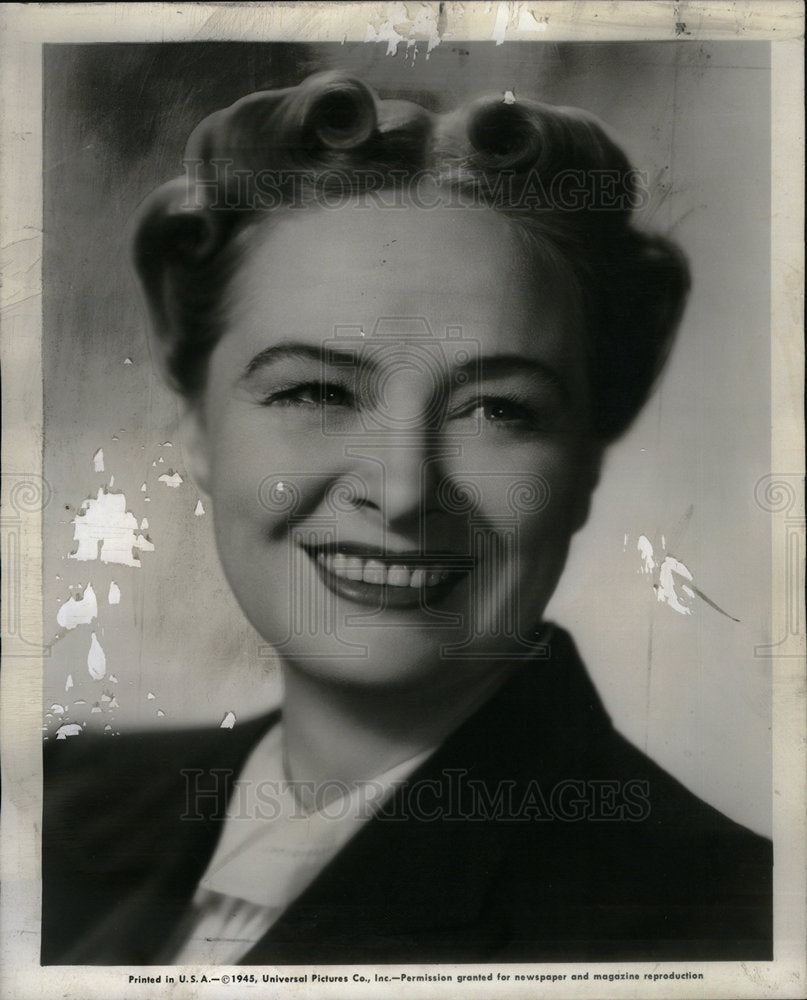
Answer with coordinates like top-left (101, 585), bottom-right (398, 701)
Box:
top-left (180, 404), bottom-right (212, 496)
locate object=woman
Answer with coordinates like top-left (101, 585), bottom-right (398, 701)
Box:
top-left (42, 71), bottom-right (772, 964)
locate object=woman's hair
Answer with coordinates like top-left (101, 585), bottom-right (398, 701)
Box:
top-left (133, 70), bottom-right (689, 442)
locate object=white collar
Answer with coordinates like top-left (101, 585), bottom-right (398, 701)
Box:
top-left (198, 722), bottom-right (435, 909)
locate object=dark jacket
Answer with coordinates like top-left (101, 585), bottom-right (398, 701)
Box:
top-left (41, 628), bottom-right (772, 964)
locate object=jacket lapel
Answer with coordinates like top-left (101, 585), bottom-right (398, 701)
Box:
top-left (242, 631), bottom-right (613, 963)
top-left (54, 630), bottom-right (611, 964)
top-left (51, 711), bottom-right (281, 964)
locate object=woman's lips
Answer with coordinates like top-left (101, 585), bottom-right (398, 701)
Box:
top-left (317, 551), bottom-right (455, 587)
top-left (303, 545), bottom-right (470, 609)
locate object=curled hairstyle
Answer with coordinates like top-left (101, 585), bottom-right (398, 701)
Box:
top-left (133, 70), bottom-right (689, 442)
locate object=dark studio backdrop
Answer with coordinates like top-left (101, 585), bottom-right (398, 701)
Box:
top-left (42, 40), bottom-right (771, 836)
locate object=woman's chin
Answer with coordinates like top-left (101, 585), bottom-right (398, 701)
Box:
top-left (230, 559), bottom-right (555, 689)
top-left (272, 635), bottom-right (472, 691)
top-left (269, 621), bottom-right (545, 694)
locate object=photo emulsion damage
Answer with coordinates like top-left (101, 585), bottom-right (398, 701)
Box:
top-left (39, 38), bottom-right (774, 969)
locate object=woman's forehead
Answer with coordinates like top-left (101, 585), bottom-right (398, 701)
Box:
top-left (225, 203), bottom-right (580, 344)
top-left (234, 201), bottom-right (517, 285)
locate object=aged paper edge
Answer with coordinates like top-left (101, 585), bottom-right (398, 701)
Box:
top-left (1, 3), bottom-right (804, 999)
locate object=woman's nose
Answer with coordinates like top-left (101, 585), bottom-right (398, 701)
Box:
top-left (347, 369), bottom-right (449, 529)
top-left (347, 430), bottom-right (444, 531)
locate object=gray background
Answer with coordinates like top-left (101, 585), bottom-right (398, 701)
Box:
top-left (43, 41), bottom-right (771, 835)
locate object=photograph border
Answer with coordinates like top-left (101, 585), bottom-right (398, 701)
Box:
top-left (1, 4), bottom-right (804, 999)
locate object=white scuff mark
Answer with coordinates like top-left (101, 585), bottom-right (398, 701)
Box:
top-left (109, 674), bottom-right (118, 683)
top-left (503, 89), bottom-right (516, 104)
top-left (657, 555), bottom-right (694, 616)
top-left (91, 704), bottom-right (102, 714)
top-left (56, 583), bottom-right (98, 629)
top-left (158, 456), bottom-right (165, 464)
top-left (50, 704), bottom-right (65, 714)
top-left (661, 534), bottom-right (666, 550)
top-left (144, 497), bottom-right (151, 503)
top-left (73, 699), bottom-right (86, 705)
top-left (410, 3), bottom-right (443, 53)
top-left (364, 0), bottom-right (443, 56)
top-left (364, 1), bottom-right (407, 54)
top-left (93, 448), bottom-right (104, 472)
top-left (140, 517), bottom-right (149, 529)
top-left (65, 674), bottom-right (73, 692)
top-left (70, 488), bottom-right (154, 566)
top-left (162, 441), bottom-right (173, 447)
top-left (124, 357), bottom-right (133, 365)
top-left (147, 691), bottom-right (156, 700)
top-left (194, 499), bottom-right (205, 516)
top-left (636, 534), bottom-right (713, 618)
top-left (108, 581), bottom-right (121, 605)
top-left (140, 482), bottom-right (147, 492)
top-left (491, 2), bottom-right (547, 45)
top-left (220, 711), bottom-right (236, 729)
top-left (516, 5), bottom-right (547, 31)
top-left (158, 471), bottom-right (183, 488)
top-left (623, 532), bottom-right (628, 551)
top-left (101, 693), bottom-right (112, 703)
top-left (111, 435), bottom-right (119, 441)
top-left (87, 632), bottom-right (107, 680)
top-left (156, 709), bottom-right (166, 718)
top-left (491, 2), bottom-right (509, 43)
top-left (637, 535), bottom-right (655, 574)
top-left (104, 724), bottom-right (113, 731)
top-left (56, 723), bottom-right (82, 739)
top-left (108, 696), bottom-right (119, 709)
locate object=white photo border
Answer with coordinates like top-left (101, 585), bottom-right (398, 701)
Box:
top-left (1, 3), bottom-right (804, 999)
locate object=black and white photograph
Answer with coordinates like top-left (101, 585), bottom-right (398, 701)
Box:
top-left (1, 3), bottom-right (804, 999)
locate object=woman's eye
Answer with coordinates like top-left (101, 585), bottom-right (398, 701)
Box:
top-left (482, 400), bottom-right (523, 422)
top-left (475, 398), bottom-right (541, 427)
top-left (262, 382), bottom-right (353, 408)
top-left (318, 384), bottom-right (351, 406)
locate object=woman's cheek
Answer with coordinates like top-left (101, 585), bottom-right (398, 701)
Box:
top-left (208, 412), bottom-right (284, 510)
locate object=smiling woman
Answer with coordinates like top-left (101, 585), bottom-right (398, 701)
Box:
top-left (185, 202), bottom-right (595, 688)
top-left (42, 70), bottom-right (772, 965)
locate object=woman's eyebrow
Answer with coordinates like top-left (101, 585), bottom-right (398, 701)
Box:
top-left (241, 345), bottom-right (568, 399)
top-left (241, 342), bottom-right (378, 381)
top-left (461, 354), bottom-right (570, 399)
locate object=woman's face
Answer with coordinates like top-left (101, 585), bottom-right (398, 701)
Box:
top-left (186, 201), bottom-right (600, 692)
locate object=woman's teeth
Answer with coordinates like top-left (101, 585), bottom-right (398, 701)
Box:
top-left (315, 552), bottom-right (452, 588)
